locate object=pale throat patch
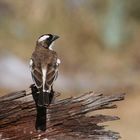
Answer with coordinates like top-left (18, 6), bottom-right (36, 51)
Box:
top-left (38, 35), bottom-right (49, 42)
top-left (49, 42), bottom-right (54, 50)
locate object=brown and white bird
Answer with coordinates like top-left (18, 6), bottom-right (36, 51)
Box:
top-left (30, 34), bottom-right (60, 131)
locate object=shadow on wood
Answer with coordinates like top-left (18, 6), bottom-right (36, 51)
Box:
top-left (0, 88), bottom-right (125, 140)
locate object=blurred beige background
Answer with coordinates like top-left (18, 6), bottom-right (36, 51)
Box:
top-left (0, 0), bottom-right (140, 139)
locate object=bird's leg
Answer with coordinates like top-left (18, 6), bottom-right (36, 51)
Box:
top-left (49, 86), bottom-right (55, 104)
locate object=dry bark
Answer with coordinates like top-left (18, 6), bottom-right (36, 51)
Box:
top-left (0, 88), bottom-right (125, 140)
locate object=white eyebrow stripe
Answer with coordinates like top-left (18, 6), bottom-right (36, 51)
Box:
top-left (38, 35), bottom-right (49, 42)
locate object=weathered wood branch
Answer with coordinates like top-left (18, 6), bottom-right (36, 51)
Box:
top-left (0, 88), bottom-right (125, 140)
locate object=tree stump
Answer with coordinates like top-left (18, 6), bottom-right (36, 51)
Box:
top-left (0, 88), bottom-right (125, 140)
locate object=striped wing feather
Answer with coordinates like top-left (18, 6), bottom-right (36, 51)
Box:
top-left (30, 59), bottom-right (58, 91)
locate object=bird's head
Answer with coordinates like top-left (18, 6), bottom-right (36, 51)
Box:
top-left (37, 34), bottom-right (59, 50)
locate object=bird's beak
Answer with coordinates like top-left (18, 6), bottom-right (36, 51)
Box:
top-left (52, 35), bottom-right (59, 41)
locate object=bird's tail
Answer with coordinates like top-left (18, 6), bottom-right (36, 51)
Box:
top-left (30, 84), bottom-right (47, 131)
top-left (36, 91), bottom-right (54, 131)
top-left (36, 105), bottom-right (46, 131)
top-left (38, 91), bottom-right (50, 106)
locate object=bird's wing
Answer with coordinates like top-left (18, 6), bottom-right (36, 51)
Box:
top-left (30, 58), bottom-right (60, 91)
top-left (44, 58), bottom-right (60, 91)
top-left (30, 59), bottom-right (43, 89)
